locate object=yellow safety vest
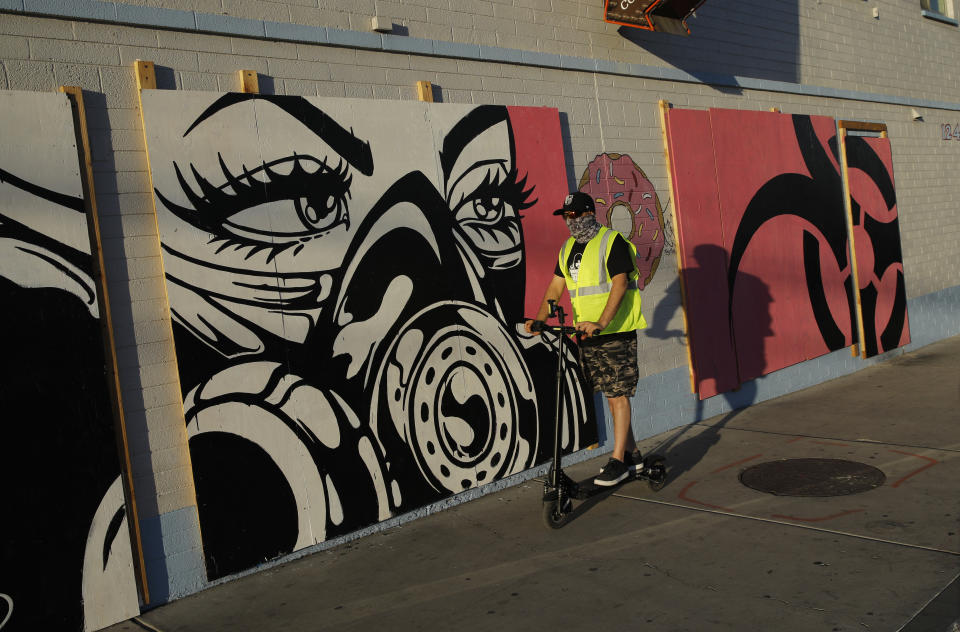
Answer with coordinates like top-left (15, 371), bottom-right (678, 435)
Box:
top-left (558, 227), bottom-right (646, 334)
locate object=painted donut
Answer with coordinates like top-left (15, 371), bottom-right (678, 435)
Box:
top-left (578, 153), bottom-right (666, 289)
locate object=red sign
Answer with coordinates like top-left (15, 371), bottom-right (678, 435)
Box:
top-left (604, 0), bottom-right (707, 35)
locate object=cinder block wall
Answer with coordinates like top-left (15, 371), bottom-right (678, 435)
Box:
top-left (2, 0), bottom-right (958, 611)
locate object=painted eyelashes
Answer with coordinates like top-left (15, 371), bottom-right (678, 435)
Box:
top-left (451, 166), bottom-right (533, 222)
top-left (156, 152), bottom-right (352, 259)
top-left (451, 165), bottom-right (534, 259)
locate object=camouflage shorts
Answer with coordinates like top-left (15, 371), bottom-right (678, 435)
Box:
top-left (579, 334), bottom-right (638, 398)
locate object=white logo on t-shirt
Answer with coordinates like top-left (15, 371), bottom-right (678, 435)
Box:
top-left (568, 253), bottom-right (581, 282)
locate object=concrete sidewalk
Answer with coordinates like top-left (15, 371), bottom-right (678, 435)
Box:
top-left (108, 337), bottom-right (960, 632)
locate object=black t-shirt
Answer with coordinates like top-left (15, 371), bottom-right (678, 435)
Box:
top-left (555, 232), bottom-right (637, 346)
top-left (554, 232), bottom-right (635, 281)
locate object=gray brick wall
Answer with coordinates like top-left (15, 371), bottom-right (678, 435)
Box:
top-left (99, 0), bottom-right (960, 102)
top-left (1, 0), bottom-right (958, 611)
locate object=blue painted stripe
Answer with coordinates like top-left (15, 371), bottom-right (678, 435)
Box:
top-left (115, 3), bottom-right (195, 30)
top-left (23, 0), bottom-right (115, 20)
top-left (432, 39), bottom-right (480, 59)
top-left (520, 49), bottom-right (561, 67)
top-left (195, 12), bottom-right (265, 37)
top-left (559, 55), bottom-right (597, 72)
top-left (382, 33), bottom-right (434, 55)
top-left (264, 20), bottom-right (328, 44)
top-left (479, 44), bottom-right (523, 64)
top-left (327, 27), bottom-right (382, 49)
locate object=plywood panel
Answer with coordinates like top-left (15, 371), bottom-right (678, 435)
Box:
top-left (0, 90), bottom-right (139, 630)
top-left (665, 107), bottom-right (857, 400)
top-left (663, 107), bottom-right (739, 399)
top-left (711, 109), bottom-right (853, 381)
top-left (138, 91), bottom-right (594, 579)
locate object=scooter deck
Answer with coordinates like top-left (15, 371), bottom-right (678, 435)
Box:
top-left (541, 455), bottom-right (667, 528)
top-left (542, 455), bottom-right (666, 503)
top-left (572, 467), bottom-right (644, 499)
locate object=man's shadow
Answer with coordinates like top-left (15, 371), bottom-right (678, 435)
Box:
top-left (644, 244), bottom-right (773, 484)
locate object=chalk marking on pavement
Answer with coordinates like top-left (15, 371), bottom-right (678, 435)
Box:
top-left (709, 453), bottom-right (763, 474)
top-left (677, 480), bottom-right (734, 512)
top-left (888, 450), bottom-right (940, 488)
top-left (612, 493), bottom-right (960, 556)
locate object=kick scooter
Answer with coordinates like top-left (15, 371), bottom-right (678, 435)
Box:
top-left (532, 300), bottom-right (667, 529)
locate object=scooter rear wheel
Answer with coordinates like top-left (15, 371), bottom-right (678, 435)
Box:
top-left (542, 498), bottom-right (573, 529)
top-left (645, 456), bottom-right (667, 492)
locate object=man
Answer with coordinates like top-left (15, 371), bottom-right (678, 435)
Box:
top-left (525, 191), bottom-right (647, 486)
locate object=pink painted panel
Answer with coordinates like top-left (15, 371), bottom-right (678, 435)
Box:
top-left (844, 134), bottom-right (910, 356)
top-left (710, 109), bottom-right (853, 381)
top-left (510, 106), bottom-right (575, 321)
top-left (664, 107), bottom-right (739, 399)
top-left (668, 107), bottom-right (857, 399)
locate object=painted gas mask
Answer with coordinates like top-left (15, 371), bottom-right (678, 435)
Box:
top-left (143, 94), bottom-right (592, 578)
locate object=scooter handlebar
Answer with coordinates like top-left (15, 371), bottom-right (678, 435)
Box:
top-left (525, 319), bottom-right (578, 335)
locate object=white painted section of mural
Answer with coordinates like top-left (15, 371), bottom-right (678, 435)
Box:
top-left (0, 91), bottom-right (140, 631)
top-left (82, 478), bottom-right (141, 632)
top-left (139, 90), bottom-right (590, 578)
top-left (0, 92), bottom-right (97, 314)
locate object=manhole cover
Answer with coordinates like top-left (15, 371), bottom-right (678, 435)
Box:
top-left (739, 458), bottom-right (885, 497)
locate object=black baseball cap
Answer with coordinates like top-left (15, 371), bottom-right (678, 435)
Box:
top-left (553, 191), bottom-right (595, 216)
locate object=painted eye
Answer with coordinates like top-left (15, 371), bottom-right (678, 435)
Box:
top-left (164, 154), bottom-right (353, 244)
top-left (468, 196), bottom-right (504, 222)
top-left (452, 165), bottom-right (513, 224)
top-left (294, 193), bottom-right (347, 232)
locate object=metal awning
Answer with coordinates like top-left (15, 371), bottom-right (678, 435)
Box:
top-left (604, 0), bottom-right (707, 35)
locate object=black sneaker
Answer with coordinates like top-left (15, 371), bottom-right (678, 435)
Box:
top-left (599, 450), bottom-right (643, 474)
top-left (594, 458), bottom-right (629, 487)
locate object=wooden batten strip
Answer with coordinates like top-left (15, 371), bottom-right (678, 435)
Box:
top-left (416, 80), bottom-right (434, 102)
top-left (132, 60), bottom-right (203, 598)
top-left (836, 125), bottom-right (868, 359)
top-left (838, 120), bottom-right (887, 134)
top-left (658, 100), bottom-right (698, 395)
top-left (60, 85), bottom-right (150, 604)
top-left (135, 60), bottom-right (156, 91)
top-left (238, 70), bottom-right (259, 94)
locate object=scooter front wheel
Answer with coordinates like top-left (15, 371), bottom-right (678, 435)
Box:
top-left (542, 498), bottom-right (573, 529)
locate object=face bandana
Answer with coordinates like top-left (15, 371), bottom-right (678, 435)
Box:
top-left (565, 213), bottom-right (602, 244)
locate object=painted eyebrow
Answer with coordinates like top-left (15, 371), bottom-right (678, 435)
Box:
top-left (0, 167), bottom-right (84, 213)
top-left (183, 93), bottom-right (374, 176)
top-left (439, 105), bottom-right (511, 183)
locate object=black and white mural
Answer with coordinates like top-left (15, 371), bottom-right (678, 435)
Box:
top-left (0, 91), bottom-right (139, 630)
top-left (140, 92), bottom-right (595, 579)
